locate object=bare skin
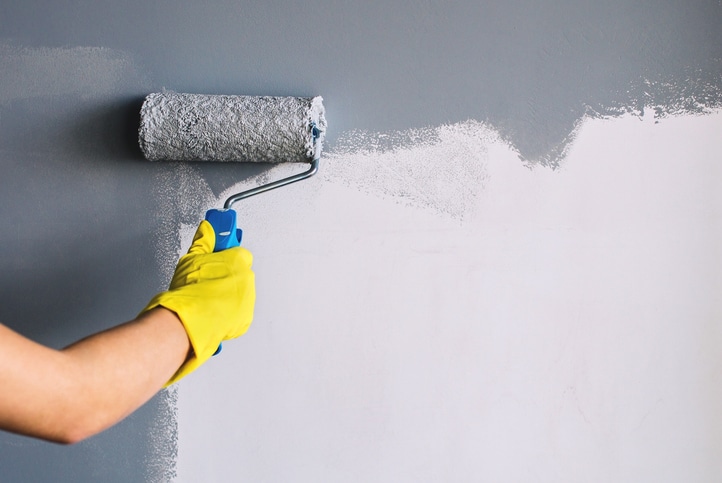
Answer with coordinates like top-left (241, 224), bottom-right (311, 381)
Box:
top-left (0, 308), bottom-right (190, 444)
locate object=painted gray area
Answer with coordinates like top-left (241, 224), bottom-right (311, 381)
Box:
top-left (0, 1), bottom-right (720, 481)
top-left (0, 47), bottom-right (177, 482)
top-left (2, 1), bottom-right (721, 165)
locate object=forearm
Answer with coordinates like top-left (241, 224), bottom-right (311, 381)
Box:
top-left (0, 222), bottom-right (254, 444)
top-left (0, 308), bottom-right (190, 444)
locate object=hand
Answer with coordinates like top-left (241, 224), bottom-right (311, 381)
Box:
top-left (142, 220), bottom-right (256, 385)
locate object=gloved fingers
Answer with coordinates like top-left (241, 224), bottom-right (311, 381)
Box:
top-left (233, 246), bottom-right (254, 267)
top-left (226, 258), bottom-right (255, 340)
top-left (169, 220), bottom-right (218, 287)
top-left (194, 246), bottom-right (252, 278)
top-left (222, 247), bottom-right (253, 274)
top-left (187, 220), bottom-right (216, 255)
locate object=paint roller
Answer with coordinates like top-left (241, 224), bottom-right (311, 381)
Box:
top-left (139, 91), bottom-right (326, 246)
top-left (138, 91), bottom-right (326, 352)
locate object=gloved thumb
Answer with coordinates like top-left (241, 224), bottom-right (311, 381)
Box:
top-left (187, 220), bottom-right (216, 255)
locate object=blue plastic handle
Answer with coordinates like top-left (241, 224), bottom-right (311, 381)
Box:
top-left (205, 208), bottom-right (243, 251)
top-left (204, 208), bottom-right (243, 355)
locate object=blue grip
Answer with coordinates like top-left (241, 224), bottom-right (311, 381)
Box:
top-left (205, 208), bottom-right (243, 251)
top-left (205, 208), bottom-right (244, 356)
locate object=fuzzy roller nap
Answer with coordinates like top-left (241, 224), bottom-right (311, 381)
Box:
top-left (138, 92), bottom-right (326, 355)
top-left (139, 92), bottom-right (326, 164)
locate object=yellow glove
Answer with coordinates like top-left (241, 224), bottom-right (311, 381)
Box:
top-left (142, 220), bottom-right (255, 386)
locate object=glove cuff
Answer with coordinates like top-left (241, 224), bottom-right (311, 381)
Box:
top-left (140, 295), bottom-right (220, 386)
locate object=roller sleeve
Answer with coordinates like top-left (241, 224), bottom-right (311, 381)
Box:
top-left (138, 92), bottom-right (326, 163)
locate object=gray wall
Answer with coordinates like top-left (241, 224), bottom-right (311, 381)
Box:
top-left (1, 1), bottom-right (720, 481)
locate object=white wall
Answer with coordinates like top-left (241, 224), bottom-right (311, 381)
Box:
top-left (174, 110), bottom-right (722, 481)
top-left (1, 1), bottom-right (720, 480)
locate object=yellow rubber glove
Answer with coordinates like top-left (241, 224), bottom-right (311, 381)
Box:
top-left (141, 220), bottom-right (255, 386)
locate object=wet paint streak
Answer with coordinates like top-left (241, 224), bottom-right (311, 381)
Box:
top-left (323, 121), bottom-right (494, 219)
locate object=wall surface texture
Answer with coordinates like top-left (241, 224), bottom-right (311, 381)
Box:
top-left (1, 1), bottom-right (721, 482)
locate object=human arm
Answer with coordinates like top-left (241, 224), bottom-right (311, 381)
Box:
top-left (0, 308), bottom-right (189, 444)
top-left (0, 220), bottom-right (255, 444)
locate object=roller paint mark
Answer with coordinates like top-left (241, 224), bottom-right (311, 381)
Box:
top-left (143, 388), bottom-right (180, 483)
top-left (207, 76), bottom-right (722, 224)
top-left (321, 120), bottom-right (494, 220)
top-left (153, 163), bottom-right (215, 284)
top-left (588, 68), bottom-right (722, 121)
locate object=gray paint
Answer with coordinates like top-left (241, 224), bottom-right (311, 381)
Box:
top-left (0, 1), bottom-right (720, 480)
top-left (2, 2), bottom-right (720, 164)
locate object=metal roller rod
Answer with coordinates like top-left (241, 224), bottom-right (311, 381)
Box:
top-left (223, 122), bottom-right (323, 209)
top-left (223, 157), bottom-right (320, 209)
